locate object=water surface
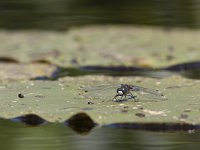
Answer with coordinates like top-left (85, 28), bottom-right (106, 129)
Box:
top-left (1, 120), bottom-right (200, 150)
top-left (0, 0), bottom-right (200, 30)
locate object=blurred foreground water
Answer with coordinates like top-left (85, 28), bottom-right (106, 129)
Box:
top-left (1, 120), bottom-right (200, 150)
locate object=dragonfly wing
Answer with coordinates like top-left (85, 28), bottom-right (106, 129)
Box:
top-left (130, 85), bottom-right (167, 100)
top-left (82, 84), bottom-right (120, 100)
top-left (83, 84), bottom-right (120, 92)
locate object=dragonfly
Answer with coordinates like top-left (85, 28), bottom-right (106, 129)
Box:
top-left (83, 84), bottom-right (167, 102)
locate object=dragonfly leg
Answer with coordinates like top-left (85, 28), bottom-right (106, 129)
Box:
top-left (127, 92), bottom-right (138, 101)
top-left (113, 94), bottom-right (124, 101)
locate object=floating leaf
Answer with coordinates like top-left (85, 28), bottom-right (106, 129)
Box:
top-left (0, 26), bottom-right (199, 68)
top-left (0, 63), bottom-right (57, 81)
top-left (0, 75), bottom-right (199, 125)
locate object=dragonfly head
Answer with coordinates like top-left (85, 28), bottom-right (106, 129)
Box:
top-left (117, 86), bottom-right (127, 96)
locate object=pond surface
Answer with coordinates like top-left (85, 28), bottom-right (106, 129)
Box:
top-left (0, 0), bottom-right (200, 30)
top-left (1, 120), bottom-right (200, 150)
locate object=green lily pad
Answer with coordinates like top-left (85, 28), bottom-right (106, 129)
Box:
top-left (0, 63), bottom-right (57, 81)
top-left (0, 26), bottom-right (199, 68)
top-left (0, 75), bottom-right (199, 125)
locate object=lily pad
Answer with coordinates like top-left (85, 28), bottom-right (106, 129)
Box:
top-left (0, 26), bottom-right (199, 68)
top-left (0, 63), bottom-right (57, 81)
top-left (0, 75), bottom-right (199, 125)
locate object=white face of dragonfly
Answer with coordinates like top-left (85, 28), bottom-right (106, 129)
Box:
top-left (117, 90), bottom-right (123, 95)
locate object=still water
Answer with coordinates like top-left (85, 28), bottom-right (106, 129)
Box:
top-left (1, 0), bottom-right (200, 30)
top-left (1, 120), bottom-right (200, 150)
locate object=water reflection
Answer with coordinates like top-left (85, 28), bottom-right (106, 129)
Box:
top-left (11, 114), bottom-right (48, 126)
top-left (0, 119), bottom-right (200, 150)
top-left (65, 112), bottom-right (97, 134)
top-left (0, 0), bottom-right (199, 30)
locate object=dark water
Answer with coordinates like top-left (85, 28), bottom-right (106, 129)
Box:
top-left (0, 0), bottom-right (200, 30)
top-left (1, 120), bottom-right (200, 150)
top-left (47, 64), bottom-right (200, 80)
